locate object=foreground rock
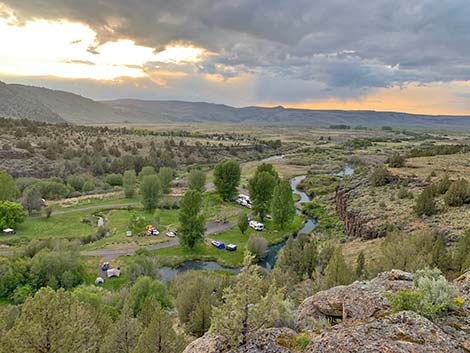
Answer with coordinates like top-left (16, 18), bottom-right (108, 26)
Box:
top-left (306, 311), bottom-right (463, 353)
top-left (297, 269), bottom-right (414, 328)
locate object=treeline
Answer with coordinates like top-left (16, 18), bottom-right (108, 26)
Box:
top-left (406, 143), bottom-right (468, 158)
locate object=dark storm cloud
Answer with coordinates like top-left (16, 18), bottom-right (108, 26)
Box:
top-left (3, 0), bottom-right (470, 101)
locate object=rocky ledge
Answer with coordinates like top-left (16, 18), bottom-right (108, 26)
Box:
top-left (184, 270), bottom-right (470, 353)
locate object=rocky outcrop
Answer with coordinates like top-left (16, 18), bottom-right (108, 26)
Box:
top-left (335, 185), bottom-right (386, 239)
top-left (183, 328), bottom-right (296, 353)
top-left (306, 311), bottom-right (464, 353)
top-left (297, 270), bottom-right (414, 328)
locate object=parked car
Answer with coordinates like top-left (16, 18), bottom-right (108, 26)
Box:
top-left (166, 231), bottom-right (177, 238)
top-left (211, 240), bottom-right (225, 249)
top-left (2, 228), bottom-right (16, 235)
top-left (226, 244), bottom-right (237, 251)
top-left (249, 220), bottom-right (264, 231)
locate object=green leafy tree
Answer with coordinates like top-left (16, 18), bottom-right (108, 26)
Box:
top-left (100, 305), bottom-right (141, 353)
top-left (213, 160), bottom-right (241, 200)
top-left (178, 190), bottom-right (205, 249)
top-left (188, 169), bottom-right (206, 193)
top-left (249, 171), bottom-right (277, 220)
top-left (322, 247), bottom-right (353, 289)
top-left (22, 187), bottom-right (43, 216)
top-left (210, 252), bottom-right (291, 348)
top-left (355, 251), bottom-right (367, 280)
top-left (138, 166), bottom-right (156, 181)
top-left (128, 276), bottom-right (172, 316)
top-left (128, 213), bottom-right (147, 236)
top-left (271, 180), bottom-right (295, 228)
top-left (238, 212), bottom-right (249, 234)
top-left (4, 288), bottom-right (101, 353)
top-left (123, 170), bottom-right (137, 198)
top-left (158, 167), bottom-right (173, 194)
top-left (0, 201), bottom-right (26, 229)
top-left (415, 186), bottom-right (437, 216)
top-left (140, 175), bottom-right (161, 211)
top-left (0, 170), bottom-right (18, 201)
top-left (133, 302), bottom-right (185, 353)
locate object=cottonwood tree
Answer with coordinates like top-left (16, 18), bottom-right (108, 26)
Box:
top-left (238, 212), bottom-right (249, 234)
top-left (122, 170), bottom-right (136, 198)
top-left (158, 167), bottom-right (173, 194)
top-left (210, 252), bottom-right (290, 348)
top-left (178, 190), bottom-right (205, 249)
top-left (188, 169), bottom-right (206, 193)
top-left (249, 171), bottom-right (277, 221)
top-left (213, 160), bottom-right (241, 201)
top-left (271, 180), bottom-right (295, 229)
top-left (140, 175), bottom-right (161, 211)
top-left (0, 170), bottom-right (18, 201)
top-left (22, 187), bottom-right (43, 216)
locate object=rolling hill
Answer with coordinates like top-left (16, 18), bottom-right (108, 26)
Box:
top-left (2, 80), bottom-right (470, 129)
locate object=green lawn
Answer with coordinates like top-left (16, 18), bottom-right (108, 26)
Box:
top-left (51, 196), bottom-right (140, 211)
top-left (153, 214), bottom-right (304, 267)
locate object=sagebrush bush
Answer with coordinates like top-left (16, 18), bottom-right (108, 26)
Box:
top-left (370, 165), bottom-right (392, 187)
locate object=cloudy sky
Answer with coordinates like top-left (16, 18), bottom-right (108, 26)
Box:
top-left (1, 0), bottom-right (470, 114)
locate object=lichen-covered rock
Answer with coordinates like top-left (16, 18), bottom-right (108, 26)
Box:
top-left (297, 270), bottom-right (414, 330)
top-left (305, 311), bottom-right (464, 353)
top-left (183, 328), bottom-right (297, 353)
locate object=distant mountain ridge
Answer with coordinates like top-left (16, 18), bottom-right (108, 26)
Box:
top-left (2, 80), bottom-right (470, 128)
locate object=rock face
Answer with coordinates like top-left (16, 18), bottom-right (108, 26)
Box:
top-left (297, 270), bottom-right (414, 329)
top-left (335, 185), bottom-right (386, 239)
top-left (183, 328), bottom-right (296, 353)
top-left (305, 311), bottom-right (464, 353)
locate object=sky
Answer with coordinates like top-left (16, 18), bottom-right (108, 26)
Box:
top-left (1, 0), bottom-right (470, 114)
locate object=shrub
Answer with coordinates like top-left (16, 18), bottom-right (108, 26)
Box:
top-left (397, 186), bottom-right (413, 199)
top-left (436, 175), bottom-right (451, 195)
top-left (105, 173), bottom-right (123, 186)
top-left (247, 235), bottom-right (268, 260)
top-left (370, 165), bottom-right (392, 187)
top-left (387, 268), bottom-right (462, 319)
top-left (444, 178), bottom-right (470, 206)
top-left (387, 152), bottom-right (405, 168)
top-left (81, 181), bottom-right (95, 193)
top-left (415, 187), bottom-right (437, 216)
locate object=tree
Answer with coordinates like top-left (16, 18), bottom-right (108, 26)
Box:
top-left (415, 186), bottom-right (437, 216)
top-left (178, 190), bottom-right (205, 249)
top-left (271, 180), bottom-right (295, 228)
top-left (213, 160), bottom-right (241, 200)
top-left (128, 213), bottom-right (147, 236)
top-left (246, 235), bottom-right (268, 260)
top-left (188, 169), bottom-right (206, 193)
top-left (0, 170), bottom-right (18, 201)
top-left (255, 163), bottom-right (279, 180)
top-left (210, 252), bottom-right (290, 348)
top-left (238, 212), bottom-right (249, 234)
top-left (138, 166), bottom-right (156, 181)
top-left (133, 303), bottom-right (185, 353)
top-left (4, 288), bottom-right (101, 353)
top-left (188, 295), bottom-right (212, 337)
top-left (105, 173), bottom-right (123, 186)
top-left (322, 247), bottom-right (353, 289)
top-left (370, 165), bottom-right (392, 187)
top-left (123, 170), bottom-right (137, 198)
top-left (100, 305), bottom-right (141, 353)
top-left (158, 167), bottom-right (173, 194)
top-left (454, 231), bottom-right (470, 272)
top-left (140, 175), bottom-right (161, 211)
top-left (22, 187), bottom-right (43, 216)
top-left (0, 201), bottom-right (25, 229)
top-left (249, 171), bottom-right (277, 220)
top-left (355, 251), bottom-right (367, 280)
top-left (128, 276), bottom-right (172, 316)
top-left (431, 237), bottom-right (451, 273)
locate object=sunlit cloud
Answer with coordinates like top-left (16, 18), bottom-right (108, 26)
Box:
top-left (0, 14), bottom-right (206, 80)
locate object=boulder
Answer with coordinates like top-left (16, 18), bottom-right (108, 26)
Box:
top-left (305, 311), bottom-right (464, 353)
top-left (297, 270), bottom-right (414, 329)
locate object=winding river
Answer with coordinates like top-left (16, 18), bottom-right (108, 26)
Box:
top-left (159, 174), bottom-right (316, 282)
